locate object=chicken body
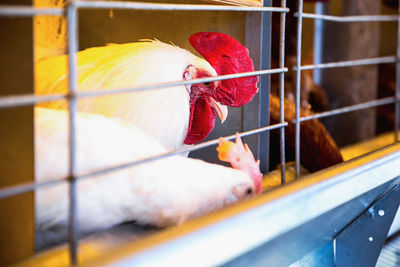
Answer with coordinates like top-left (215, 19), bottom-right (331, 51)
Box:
top-left (36, 40), bottom-right (218, 150)
top-left (35, 108), bottom-right (255, 247)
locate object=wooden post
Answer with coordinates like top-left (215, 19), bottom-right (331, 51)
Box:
top-left (321, 0), bottom-right (380, 146)
top-left (0, 1), bottom-right (35, 265)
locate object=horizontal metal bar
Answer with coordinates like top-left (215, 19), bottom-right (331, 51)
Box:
top-left (0, 122), bottom-right (287, 200)
top-left (0, 68), bottom-right (287, 109)
top-left (300, 12), bottom-right (399, 22)
top-left (298, 56), bottom-right (398, 71)
top-left (299, 97), bottom-right (396, 123)
top-left (0, 6), bottom-right (64, 16)
top-left (0, 93), bottom-right (67, 109)
top-left (77, 68), bottom-right (288, 98)
top-left (74, 0), bottom-right (289, 12)
top-left (79, 122), bottom-right (288, 179)
top-left (0, 179), bottom-right (66, 200)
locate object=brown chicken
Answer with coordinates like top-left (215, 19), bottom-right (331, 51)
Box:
top-left (269, 0), bottom-right (341, 172)
top-left (269, 94), bottom-right (343, 172)
top-left (271, 0), bottom-right (330, 113)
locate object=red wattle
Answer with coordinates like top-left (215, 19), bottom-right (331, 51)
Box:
top-left (184, 98), bottom-right (216, 145)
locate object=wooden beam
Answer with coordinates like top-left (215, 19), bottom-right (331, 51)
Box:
top-left (0, 1), bottom-right (35, 264)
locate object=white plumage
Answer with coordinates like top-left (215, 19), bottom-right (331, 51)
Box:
top-left (35, 108), bottom-right (254, 247)
top-left (35, 40), bottom-right (218, 150)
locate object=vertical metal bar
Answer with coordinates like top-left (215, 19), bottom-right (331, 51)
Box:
top-left (395, 4), bottom-right (400, 142)
top-left (66, 3), bottom-right (79, 265)
top-left (259, 0), bottom-right (272, 173)
top-left (313, 2), bottom-right (324, 84)
top-left (279, 0), bottom-right (287, 184)
top-left (244, 11), bottom-right (262, 163)
top-left (295, 0), bottom-right (303, 178)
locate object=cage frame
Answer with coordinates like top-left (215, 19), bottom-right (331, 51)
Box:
top-left (1, 0), bottom-right (400, 265)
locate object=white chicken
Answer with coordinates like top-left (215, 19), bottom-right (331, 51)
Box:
top-left (35, 108), bottom-right (261, 247)
top-left (35, 32), bottom-right (259, 150)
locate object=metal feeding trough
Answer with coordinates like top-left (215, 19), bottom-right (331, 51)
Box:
top-left (81, 142), bottom-right (400, 266)
top-left (13, 139), bottom-right (400, 266)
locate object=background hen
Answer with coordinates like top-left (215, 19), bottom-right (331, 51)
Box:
top-left (269, 0), bottom-right (343, 172)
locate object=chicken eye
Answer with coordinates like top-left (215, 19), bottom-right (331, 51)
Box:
top-left (203, 82), bottom-right (211, 86)
top-left (246, 188), bottom-right (253, 195)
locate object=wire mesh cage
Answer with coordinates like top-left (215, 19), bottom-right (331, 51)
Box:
top-left (1, 0), bottom-right (400, 266)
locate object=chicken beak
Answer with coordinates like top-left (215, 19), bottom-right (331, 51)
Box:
top-left (209, 97), bottom-right (228, 123)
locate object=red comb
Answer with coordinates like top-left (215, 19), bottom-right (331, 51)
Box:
top-left (189, 32), bottom-right (259, 107)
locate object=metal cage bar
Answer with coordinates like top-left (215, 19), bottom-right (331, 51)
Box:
top-left (313, 2), bottom-right (325, 84)
top-left (0, 4), bottom-right (289, 263)
top-left (299, 97), bottom-right (396, 123)
top-left (1, 0), bottom-right (399, 264)
top-left (0, 68), bottom-right (287, 109)
top-left (396, 4), bottom-right (400, 142)
top-left (0, 122), bottom-right (288, 201)
top-left (0, 2), bottom-right (290, 261)
top-left (299, 56), bottom-right (398, 71)
top-left (293, 2), bottom-right (400, 178)
top-left (259, 0), bottom-right (273, 174)
top-left (300, 13), bottom-right (398, 22)
top-left (0, 6), bottom-right (64, 16)
top-left (295, 0), bottom-right (304, 178)
top-left (278, 0), bottom-right (287, 184)
top-left (74, 0), bottom-right (288, 12)
top-left (66, 4), bottom-right (79, 264)
top-left (0, 2), bottom-right (289, 14)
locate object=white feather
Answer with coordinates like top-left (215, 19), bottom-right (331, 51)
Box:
top-left (35, 40), bottom-right (217, 150)
top-left (35, 108), bottom-right (253, 247)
